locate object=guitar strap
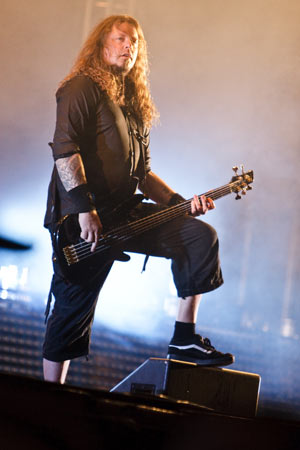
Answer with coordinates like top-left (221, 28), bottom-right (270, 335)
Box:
top-left (133, 125), bottom-right (150, 200)
top-left (121, 106), bottom-right (150, 198)
top-left (122, 109), bottom-right (153, 271)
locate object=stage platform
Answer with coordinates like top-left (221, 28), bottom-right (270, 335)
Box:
top-left (0, 371), bottom-right (299, 450)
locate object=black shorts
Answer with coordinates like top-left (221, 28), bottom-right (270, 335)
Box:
top-left (43, 203), bottom-right (223, 362)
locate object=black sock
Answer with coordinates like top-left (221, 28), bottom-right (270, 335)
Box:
top-left (172, 321), bottom-right (196, 340)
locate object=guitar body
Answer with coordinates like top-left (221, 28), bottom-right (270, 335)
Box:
top-left (52, 215), bottom-right (111, 283)
top-left (51, 195), bottom-right (144, 283)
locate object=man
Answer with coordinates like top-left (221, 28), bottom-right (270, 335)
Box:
top-left (43, 15), bottom-right (234, 383)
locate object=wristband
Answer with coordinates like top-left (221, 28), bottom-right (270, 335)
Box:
top-left (168, 193), bottom-right (186, 206)
top-left (67, 184), bottom-right (96, 212)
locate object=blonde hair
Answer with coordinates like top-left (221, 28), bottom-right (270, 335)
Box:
top-left (60, 15), bottom-right (158, 128)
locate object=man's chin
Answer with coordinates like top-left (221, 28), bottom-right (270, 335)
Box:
top-left (111, 63), bottom-right (133, 75)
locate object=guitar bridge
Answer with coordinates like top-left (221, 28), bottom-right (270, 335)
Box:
top-left (63, 245), bottom-right (78, 265)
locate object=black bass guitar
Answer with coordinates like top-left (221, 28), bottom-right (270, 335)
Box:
top-left (51, 166), bottom-right (254, 283)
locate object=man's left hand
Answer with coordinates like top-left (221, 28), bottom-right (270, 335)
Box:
top-left (191, 194), bottom-right (215, 216)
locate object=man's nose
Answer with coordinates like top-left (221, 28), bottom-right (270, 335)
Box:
top-left (124, 37), bottom-right (132, 48)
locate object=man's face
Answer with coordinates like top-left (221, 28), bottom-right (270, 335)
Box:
top-left (102, 22), bottom-right (139, 74)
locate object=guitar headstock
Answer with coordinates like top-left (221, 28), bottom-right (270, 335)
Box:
top-left (230, 165), bottom-right (254, 199)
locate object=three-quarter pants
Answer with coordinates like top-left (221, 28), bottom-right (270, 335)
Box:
top-left (43, 203), bottom-right (223, 362)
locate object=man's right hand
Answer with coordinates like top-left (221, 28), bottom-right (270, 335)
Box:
top-left (78, 210), bottom-right (103, 252)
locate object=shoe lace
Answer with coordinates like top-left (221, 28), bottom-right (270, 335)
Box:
top-left (202, 337), bottom-right (215, 350)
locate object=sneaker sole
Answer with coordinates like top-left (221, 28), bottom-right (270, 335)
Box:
top-left (167, 353), bottom-right (235, 367)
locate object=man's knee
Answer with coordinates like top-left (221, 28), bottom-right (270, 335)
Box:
top-left (192, 219), bottom-right (219, 249)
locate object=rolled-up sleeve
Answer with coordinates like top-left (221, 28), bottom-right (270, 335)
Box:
top-left (52, 76), bottom-right (100, 160)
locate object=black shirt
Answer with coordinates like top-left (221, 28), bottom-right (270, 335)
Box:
top-left (44, 75), bottom-right (151, 226)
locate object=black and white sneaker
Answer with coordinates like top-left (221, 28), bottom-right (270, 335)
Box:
top-left (167, 334), bottom-right (234, 367)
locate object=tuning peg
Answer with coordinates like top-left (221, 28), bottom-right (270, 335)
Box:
top-left (242, 189), bottom-right (246, 195)
top-left (240, 164), bottom-right (245, 175)
top-left (235, 193), bottom-right (241, 200)
top-left (246, 185), bottom-right (252, 191)
top-left (232, 166), bottom-right (239, 174)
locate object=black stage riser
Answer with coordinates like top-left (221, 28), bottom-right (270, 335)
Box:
top-left (111, 358), bottom-right (261, 418)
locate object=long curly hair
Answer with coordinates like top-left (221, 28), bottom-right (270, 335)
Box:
top-left (60, 15), bottom-right (158, 128)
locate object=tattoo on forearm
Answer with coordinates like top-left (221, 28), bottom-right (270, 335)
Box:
top-left (56, 154), bottom-right (87, 191)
